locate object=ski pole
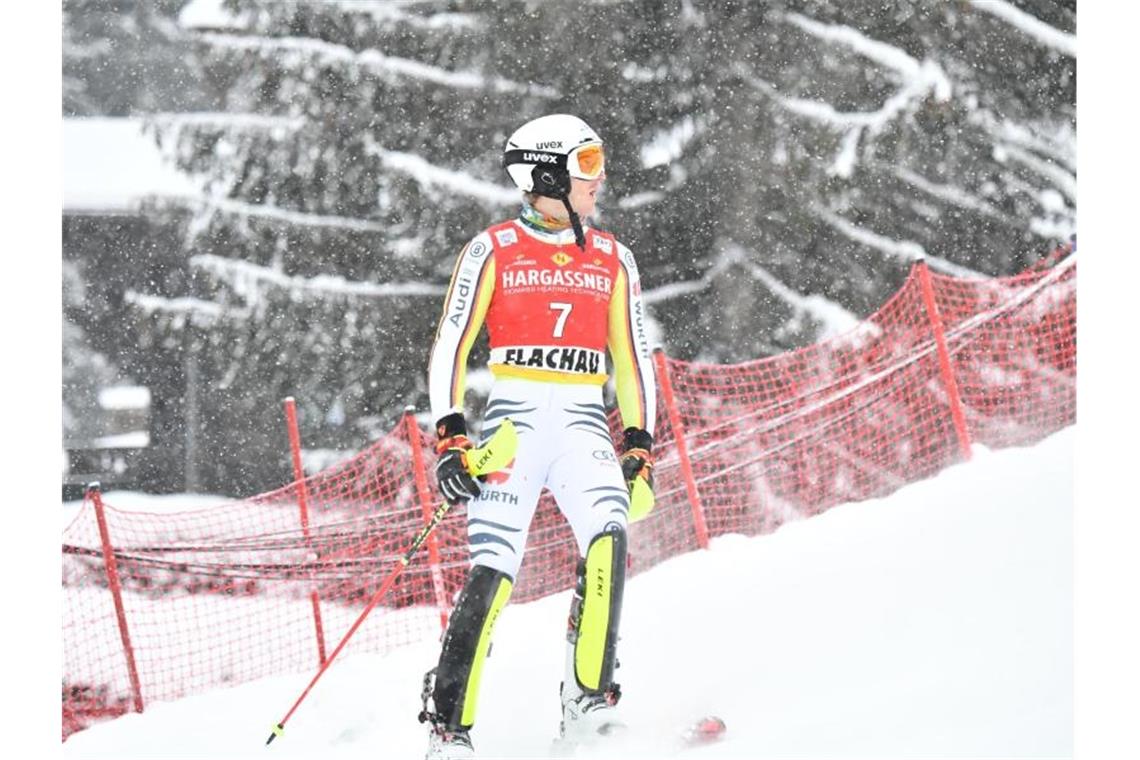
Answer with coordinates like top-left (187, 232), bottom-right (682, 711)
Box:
top-left (266, 419), bottom-right (518, 745)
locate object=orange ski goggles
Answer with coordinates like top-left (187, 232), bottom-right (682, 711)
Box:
top-left (568, 143), bottom-right (605, 180)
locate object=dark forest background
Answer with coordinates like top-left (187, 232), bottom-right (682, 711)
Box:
top-left (62, 0), bottom-right (1075, 496)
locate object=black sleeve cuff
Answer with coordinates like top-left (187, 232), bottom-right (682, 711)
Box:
top-left (621, 427), bottom-right (653, 454)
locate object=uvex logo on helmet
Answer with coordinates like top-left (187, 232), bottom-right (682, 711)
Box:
top-left (522, 152), bottom-right (558, 164)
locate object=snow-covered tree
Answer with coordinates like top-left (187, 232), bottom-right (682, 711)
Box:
top-left (67, 0), bottom-right (1075, 493)
top-left (63, 0), bottom-right (221, 116)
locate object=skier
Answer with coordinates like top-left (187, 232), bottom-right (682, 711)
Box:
top-left (418, 114), bottom-right (657, 759)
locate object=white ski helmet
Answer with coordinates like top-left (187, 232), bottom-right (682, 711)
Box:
top-left (502, 114), bottom-right (605, 247)
top-left (502, 114), bottom-right (605, 194)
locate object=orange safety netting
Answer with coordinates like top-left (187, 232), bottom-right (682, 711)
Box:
top-left (62, 256), bottom-right (1076, 739)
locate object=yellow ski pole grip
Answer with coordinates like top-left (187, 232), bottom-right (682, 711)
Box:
top-left (628, 476), bottom-right (656, 522)
top-left (465, 419), bottom-right (518, 476)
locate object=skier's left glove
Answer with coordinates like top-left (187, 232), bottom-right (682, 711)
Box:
top-left (619, 427), bottom-right (654, 485)
top-left (620, 427), bottom-right (655, 521)
top-left (434, 412), bottom-right (481, 504)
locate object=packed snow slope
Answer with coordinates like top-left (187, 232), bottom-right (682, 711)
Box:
top-left (63, 428), bottom-right (1073, 759)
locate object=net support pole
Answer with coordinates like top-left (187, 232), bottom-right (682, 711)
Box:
top-left (652, 348), bottom-right (711, 549)
top-left (404, 406), bottom-right (451, 634)
top-left (283, 397), bottom-right (328, 667)
top-left (915, 261), bottom-right (973, 462)
top-left (89, 482), bottom-right (145, 714)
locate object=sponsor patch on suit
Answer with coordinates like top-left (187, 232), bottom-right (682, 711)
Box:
top-left (495, 228), bottom-right (519, 247)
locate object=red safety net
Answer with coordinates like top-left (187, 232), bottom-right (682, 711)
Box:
top-left (62, 256), bottom-right (1076, 739)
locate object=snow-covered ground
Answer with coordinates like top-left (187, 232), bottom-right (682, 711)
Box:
top-left (62, 428), bottom-right (1074, 759)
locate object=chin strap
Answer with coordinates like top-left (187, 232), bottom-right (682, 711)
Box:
top-left (561, 196), bottom-right (587, 250)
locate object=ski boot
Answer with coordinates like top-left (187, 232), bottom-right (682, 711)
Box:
top-left (558, 677), bottom-right (625, 745)
top-left (419, 667), bottom-right (476, 759)
top-left (424, 724), bottom-right (475, 760)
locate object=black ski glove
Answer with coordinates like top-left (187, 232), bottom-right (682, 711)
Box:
top-left (619, 427), bottom-right (654, 489)
top-left (434, 413), bottom-right (481, 504)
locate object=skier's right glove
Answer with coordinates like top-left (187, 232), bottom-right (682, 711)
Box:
top-left (434, 413), bottom-right (481, 504)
